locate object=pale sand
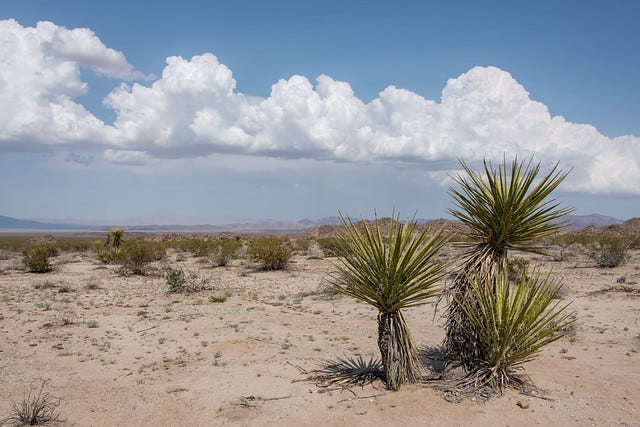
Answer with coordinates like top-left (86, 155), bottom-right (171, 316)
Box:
top-left (0, 246), bottom-right (638, 426)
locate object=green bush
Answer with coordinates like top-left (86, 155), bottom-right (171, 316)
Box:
top-left (211, 238), bottom-right (243, 266)
top-left (166, 268), bottom-right (187, 293)
top-left (165, 267), bottom-right (209, 293)
top-left (247, 237), bottom-right (292, 270)
top-left (55, 237), bottom-right (95, 252)
top-left (118, 241), bottom-right (159, 275)
top-left (316, 237), bottom-right (347, 257)
top-left (22, 244), bottom-right (57, 273)
top-left (292, 237), bottom-right (311, 253)
top-left (587, 234), bottom-right (632, 268)
top-left (92, 240), bottom-right (119, 263)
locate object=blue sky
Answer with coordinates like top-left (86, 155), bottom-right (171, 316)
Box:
top-left (1, 0), bottom-right (639, 223)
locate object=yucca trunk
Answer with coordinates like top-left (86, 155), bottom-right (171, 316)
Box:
top-left (377, 310), bottom-right (421, 390)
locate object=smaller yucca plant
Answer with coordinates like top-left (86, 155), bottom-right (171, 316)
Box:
top-left (457, 267), bottom-right (574, 392)
top-left (331, 214), bottom-right (448, 390)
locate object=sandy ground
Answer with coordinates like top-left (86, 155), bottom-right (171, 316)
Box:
top-left (0, 245), bottom-right (639, 426)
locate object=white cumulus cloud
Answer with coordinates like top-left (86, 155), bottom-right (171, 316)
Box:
top-left (0, 19), bottom-right (143, 148)
top-left (1, 19), bottom-right (639, 195)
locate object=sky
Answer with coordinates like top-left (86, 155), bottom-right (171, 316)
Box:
top-left (1, 0), bottom-right (639, 223)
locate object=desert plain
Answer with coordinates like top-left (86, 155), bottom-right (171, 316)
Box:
top-left (0, 232), bottom-right (639, 426)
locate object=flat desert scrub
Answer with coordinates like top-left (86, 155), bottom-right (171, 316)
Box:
top-left (22, 243), bottom-right (57, 273)
top-left (247, 237), bottom-right (292, 270)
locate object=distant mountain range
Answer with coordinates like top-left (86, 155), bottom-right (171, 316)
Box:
top-left (0, 214), bottom-right (343, 233)
top-left (0, 213), bottom-right (628, 234)
top-left (562, 214), bottom-right (623, 231)
top-left (0, 215), bottom-right (85, 230)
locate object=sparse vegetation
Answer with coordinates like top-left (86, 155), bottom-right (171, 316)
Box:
top-left (247, 237), bottom-right (292, 270)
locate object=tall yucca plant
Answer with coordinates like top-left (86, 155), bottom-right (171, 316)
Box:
top-left (444, 158), bottom-right (572, 370)
top-left (107, 228), bottom-right (124, 248)
top-left (458, 268), bottom-right (574, 391)
top-left (331, 214), bottom-right (448, 390)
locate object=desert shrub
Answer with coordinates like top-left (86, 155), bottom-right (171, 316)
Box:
top-left (546, 233), bottom-right (579, 262)
top-left (22, 243), bottom-right (57, 273)
top-left (118, 241), bottom-right (158, 275)
top-left (0, 236), bottom-right (30, 252)
top-left (1, 380), bottom-right (62, 426)
top-left (55, 237), bottom-right (95, 252)
top-left (247, 237), bottom-right (292, 270)
top-left (92, 240), bottom-right (118, 263)
top-left (211, 238), bottom-right (242, 266)
top-left (316, 237), bottom-right (348, 257)
top-left (585, 234), bottom-right (632, 268)
top-left (165, 268), bottom-right (187, 293)
top-left (180, 238), bottom-right (214, 257)
top-left (292, 237), bottom-right (311, 253)
top-left (165, 267), bottom-right (209, 293)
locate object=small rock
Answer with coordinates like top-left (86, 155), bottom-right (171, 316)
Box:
top-left (517, 400), bottom-right (530, 409)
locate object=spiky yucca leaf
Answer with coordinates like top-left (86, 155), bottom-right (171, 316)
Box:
top-left (331, 214), bottom-right (448, 390)
top-left (457, 268), bottom-right (574, 391)
top-left (449, 158), bottom-right (572, 256)
top-left (332, 215), bottom-right (448, 313)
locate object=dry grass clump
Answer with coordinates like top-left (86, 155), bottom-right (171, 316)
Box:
top-left (1, 380), bottom-right (63, 426)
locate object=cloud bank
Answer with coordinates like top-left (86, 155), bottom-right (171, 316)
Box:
top-left (1, 19), bottom-right (639, 194)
